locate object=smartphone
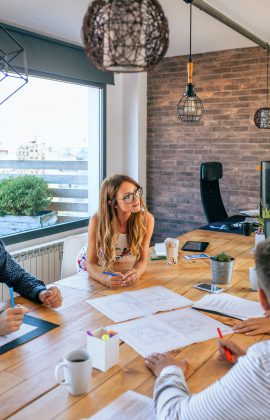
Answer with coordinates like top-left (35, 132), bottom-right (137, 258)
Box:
top-left (193, 283), bottom-right (224, 293)
top-left (184, 253), bottom-right (210, 260)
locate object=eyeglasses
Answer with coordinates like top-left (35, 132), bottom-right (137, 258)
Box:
top-left (117, 187), bottom-right (143, 204)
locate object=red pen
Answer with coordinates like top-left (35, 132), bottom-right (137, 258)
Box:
top-left (217, 327), bottom-right (233, 362)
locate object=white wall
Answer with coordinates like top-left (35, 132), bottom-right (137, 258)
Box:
top-left (106, 72), bottom-right (147, 194)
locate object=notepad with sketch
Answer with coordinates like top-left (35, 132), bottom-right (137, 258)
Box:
top-left (87, 286), bottom-right (193, 322)
top-left (107, 308), bottom-right (233, 357)
top-left (192, 293), bottom-right (264, 320)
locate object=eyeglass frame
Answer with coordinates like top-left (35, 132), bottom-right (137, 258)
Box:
top-left (116, 186), bottom-right (143, 204)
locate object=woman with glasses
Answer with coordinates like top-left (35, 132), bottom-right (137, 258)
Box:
top-left (76, 174), bottom-right (154, 289)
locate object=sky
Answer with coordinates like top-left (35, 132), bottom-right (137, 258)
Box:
top-left (0, 75), bottom-right (92, 153)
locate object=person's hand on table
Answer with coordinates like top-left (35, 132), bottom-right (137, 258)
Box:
top-left (233, 316), bottom-right (270, 336)
top-left (103, 272), bottom-right (124, 289)
top-left (39, 286), bottom-right (62, 308)
top-left (217, 338), bottom-right (246, 363)
top-left (0, 305), bottom-right (29, 335)
top-left (145, 352), bottom-right (189, 377)
top-left (121, 269), bottom-right (139, 287)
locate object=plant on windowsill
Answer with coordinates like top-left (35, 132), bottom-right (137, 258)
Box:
top-left (0, 175), bottom-right (57, 235)
top-left (210, 252), bottom-right (235, 285)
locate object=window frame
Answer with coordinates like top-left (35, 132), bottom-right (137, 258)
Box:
top-left (0, 81), bottom-right (107, 245)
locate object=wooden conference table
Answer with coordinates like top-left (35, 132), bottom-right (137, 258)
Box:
top-left (0, 230), bottom-right (266, 419)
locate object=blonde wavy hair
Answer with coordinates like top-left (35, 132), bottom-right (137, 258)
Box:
top-left (96, 174), bottom-right (147, 270)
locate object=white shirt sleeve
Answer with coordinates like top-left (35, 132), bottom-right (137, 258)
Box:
top-left (153, 342), bottom-right (270, 420)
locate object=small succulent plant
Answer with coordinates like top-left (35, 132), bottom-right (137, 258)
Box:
top-left (213, 252), bottom-right (232, 262)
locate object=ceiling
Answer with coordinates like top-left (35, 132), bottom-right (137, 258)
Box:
top-left (0, 0), bottom-right (270, 57)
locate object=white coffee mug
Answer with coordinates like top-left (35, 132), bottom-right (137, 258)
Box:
top-left (55, 349), bottom-right (92, 395)
top-left (164, 238), bottom-right (179, 265)
top-left (249, 267), bottom-right (258, 291)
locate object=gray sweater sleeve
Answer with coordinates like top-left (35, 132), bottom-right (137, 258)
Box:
top-left (0, 240), bottom-right (46, 303)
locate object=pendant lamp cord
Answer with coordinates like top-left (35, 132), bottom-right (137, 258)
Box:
top-left (189, 4), bottom-right (192, 61)
top-left (267, 46), bottom-right (269, 107)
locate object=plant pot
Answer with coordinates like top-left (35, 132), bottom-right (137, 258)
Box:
top-left (0, 210), bottom-right (58, 235)
top-left (210, 257), bottom-right (235, 284)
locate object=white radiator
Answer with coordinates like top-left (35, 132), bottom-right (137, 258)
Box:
top-left (1, 242), bottom-right (64, 301)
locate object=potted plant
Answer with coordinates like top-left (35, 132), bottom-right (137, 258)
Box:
top-left (210, 252), bottom-right (235, 284)
top-left (0, 175), bottom-right (57, 235)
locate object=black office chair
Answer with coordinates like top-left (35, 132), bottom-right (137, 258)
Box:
top-left (200, 162), bottom-right (229, 223)
top-left (200, 162), bottom-right (247, 230)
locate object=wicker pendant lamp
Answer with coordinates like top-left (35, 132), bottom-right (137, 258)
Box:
top-left (82, 0), bottom-right (169, 73)
top-left (177, 3), bottom-right (204, 122)
top-left (254, 46), bottom-right (270, 129)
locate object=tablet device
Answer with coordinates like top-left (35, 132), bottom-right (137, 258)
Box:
top-left (181, 241), bottom-right (209, 252)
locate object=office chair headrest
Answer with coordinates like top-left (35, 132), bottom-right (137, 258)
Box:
top-left (200, 162), bottom-right (223, 181)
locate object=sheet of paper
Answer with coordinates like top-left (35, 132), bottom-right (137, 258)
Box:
top-left (129, 286), bottom-right (193, 312)
top-left (87, 294), bottom-right (154, 322)
top-left (154, 243), bottom-right (166, 256)
top-left (87, 287), bottom-right (193, 322)
top-left (56, 272), bottom-right (91, 290)
top-left (192, 293), bottom-right (264, 320)
top-left (157, 308), bottom-right (233, 343)
top-left (110, 315), bottom-right (192, 356)
top-left (0, 323), bottom-right (37, 347)
top-left (89, 390), bottom-right (156, 420)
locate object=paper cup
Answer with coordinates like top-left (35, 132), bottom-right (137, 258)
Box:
top-left (164, 238), bottom-right (179, 265)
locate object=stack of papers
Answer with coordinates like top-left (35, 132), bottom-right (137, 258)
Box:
top-left (108, 308), bottom-right (233, 357)
top-left (154, 243), bottom-right (166, 256)
top-left (87, 286), bottom-right (193, 322)
top-left (192, 293), bottom-right (264, 320)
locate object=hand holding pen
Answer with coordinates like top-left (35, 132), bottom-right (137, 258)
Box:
top-left (217, 328), bottom-right (246, 363)
top-left (103, 271), bottom-right (125, 289)
top-left (217, 328), bottom-right (233, 362)
top-left (0, 288), bottom-right (28, 335)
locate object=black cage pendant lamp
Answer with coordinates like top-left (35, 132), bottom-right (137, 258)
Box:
top-left (177, 3), bottom-right (204, 122)
top-left (82, 0), bottom-right (169, 73)
top-left (0, 25), bottom-right (28, 106)
top-left (254, 46), bottom-right (270, 129)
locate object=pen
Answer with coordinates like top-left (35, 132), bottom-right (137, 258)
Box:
top-left (10, 287), bottom-right (15, 308)
top-left (103, 271), bottom-right (119, 277)
top-left (217, 327), bottom-right (233, 362)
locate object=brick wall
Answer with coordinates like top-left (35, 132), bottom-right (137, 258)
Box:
top-left (147, 47), bottom-right (270, 242)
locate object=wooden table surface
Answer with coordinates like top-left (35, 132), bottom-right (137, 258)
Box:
top-left (0, 230), bottom-right (265, 420)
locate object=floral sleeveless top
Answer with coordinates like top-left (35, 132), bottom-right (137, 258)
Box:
top-left (76, 233), bottom-right (136, 273)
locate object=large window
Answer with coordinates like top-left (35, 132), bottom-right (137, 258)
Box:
top-left (0, 75), bottom-right (105, 238)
